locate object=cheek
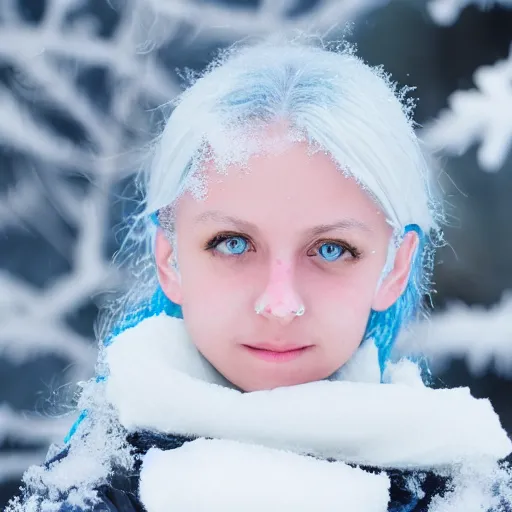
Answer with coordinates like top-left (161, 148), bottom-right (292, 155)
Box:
top-left (308, 260), bottom-right (382, 306)
top-left (306, 263), bottom-right (382, 336)
top-left (177, 251), bottom-right (256, 322)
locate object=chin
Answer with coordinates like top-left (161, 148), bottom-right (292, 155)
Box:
top-left (233, 370), bottom-right (324, 392)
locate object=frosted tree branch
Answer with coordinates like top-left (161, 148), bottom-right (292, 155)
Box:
top-left (0, 88), bottom-right (95, 173)
top-left (401, 293), bottom-right (512, 377)
top-left (0, 404), bottom-right (71, 447)
top-left (0, 190), bottom-right (116, 377)
top-left (143, 0), bottom-right (381, 42)
top-left (427, 0), bottom-right (512, 26)
top-left (0, 176), bottom-right (45, 231)
top-left (0, 452), bottom-right (49, 484)
top-left (422, 45), bottom-right (512, 171)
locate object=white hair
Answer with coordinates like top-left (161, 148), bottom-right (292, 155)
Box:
top-left (144, 40), bottom-right (442, 235)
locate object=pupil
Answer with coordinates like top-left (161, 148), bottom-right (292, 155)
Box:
top-left (321, 244), bottom-right (340, 260)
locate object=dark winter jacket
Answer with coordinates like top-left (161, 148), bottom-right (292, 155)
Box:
top-left (45, 431), bottom-right (449, 512)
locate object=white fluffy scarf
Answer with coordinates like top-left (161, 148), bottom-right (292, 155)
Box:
top-left (104, 314), bottom-right (511, 512)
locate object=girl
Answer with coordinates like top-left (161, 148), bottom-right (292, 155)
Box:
top-left (8, 40), bottom-right (511, 512)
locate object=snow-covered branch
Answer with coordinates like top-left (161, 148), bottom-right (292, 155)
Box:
top-left (0, 452), bottom-right (49, 484)
top-left (422, 45), bottom-right (512, 172)
top-left (402, 293), bottom-right (512, 377)
top-left (0, 176), bottom-right (45, 232)
top-left (143, 0), bottom-right (381, 42)
top-left (0, 404), bottom-right (73, 483)
top-left (0, 404), bottom-right (71, 447)
top-left (427, 0), bottom-right (512, 26)
top-left (0, 190), bottom-right (115, 378)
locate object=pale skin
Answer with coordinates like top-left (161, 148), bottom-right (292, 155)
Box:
top-left (155, 138), bottom-right (418, 392)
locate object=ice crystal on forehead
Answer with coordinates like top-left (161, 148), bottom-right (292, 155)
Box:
top-left (166, 121), bottom-right (308, 207)
top-left (199, 115), bottom-right (306, 169)
top-left (180, 160), bottom-right (209, 201)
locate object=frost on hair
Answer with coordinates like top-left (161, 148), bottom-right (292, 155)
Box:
top-left (145, 39), bottom-right (442, 232)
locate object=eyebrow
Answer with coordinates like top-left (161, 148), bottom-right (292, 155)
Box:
top-left (194, 210), bottom-right (373, 235)
top-left (195, 211), bottom-right (259, 233)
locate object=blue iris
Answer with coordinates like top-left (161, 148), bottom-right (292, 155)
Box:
top-left (217, 236), bottom-right (248, 255)
top-left (318, 242), bottom-right (344, 261)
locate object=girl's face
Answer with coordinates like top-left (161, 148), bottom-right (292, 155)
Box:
top-left (156, 138), bottom-right (417, 391)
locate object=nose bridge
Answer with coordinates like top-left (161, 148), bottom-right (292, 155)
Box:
top-left (256, 256), bottom-right (303, 321)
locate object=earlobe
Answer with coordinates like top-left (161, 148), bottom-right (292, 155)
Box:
top-left (154, 228), bottom-right (183, 305)
top-left (372, 232), bottom-right (419, 312)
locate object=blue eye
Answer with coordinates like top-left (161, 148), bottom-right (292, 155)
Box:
top-left (318, 242), bottom-right (345, 261)
top-left (215, 236), bottom-right (249, 255)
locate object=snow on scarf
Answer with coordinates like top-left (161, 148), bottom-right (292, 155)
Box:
top-left (104, 314), bottom-right (512, 512)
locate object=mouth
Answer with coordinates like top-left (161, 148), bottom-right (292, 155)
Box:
top-left (242, 343), bottom-right (313, 363)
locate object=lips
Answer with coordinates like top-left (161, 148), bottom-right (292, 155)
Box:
top-left (245, 342), bottom-right (310, 353)
top-left (242, 343), bottom-right (313, 362)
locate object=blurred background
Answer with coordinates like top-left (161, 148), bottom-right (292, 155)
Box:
top-left (1, 0), bottom-right (511, 506)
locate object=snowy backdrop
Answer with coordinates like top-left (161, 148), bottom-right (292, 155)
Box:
top-left (1, 0), bottom-right (511, 506)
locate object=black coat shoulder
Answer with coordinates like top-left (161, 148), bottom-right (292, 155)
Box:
top-left (8, 441), bottom-right (148, 512)
top-left (56, 432), bottom-right (193, 512)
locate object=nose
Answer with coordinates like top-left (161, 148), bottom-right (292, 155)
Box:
top-left (255, 259), bottom-right (305, 325)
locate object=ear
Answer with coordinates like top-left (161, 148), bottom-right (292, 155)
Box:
top-left (372, 232), bottom-right (419, 312)
top-left (154, 228), bottom-right (183, 305)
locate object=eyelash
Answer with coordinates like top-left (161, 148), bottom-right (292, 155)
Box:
top-left (204, 232), bottom-right (362, 260)
top-left (307, 239), bottom-right (362, 260)
top-left (204, 232), bottom-right (256, 254)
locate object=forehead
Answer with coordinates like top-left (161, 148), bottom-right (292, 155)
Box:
top-left (176, 139), bottom-right (389, 232)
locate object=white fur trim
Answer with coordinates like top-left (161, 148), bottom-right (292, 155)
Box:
top-left (139, 439), bottom-right (390, 512)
